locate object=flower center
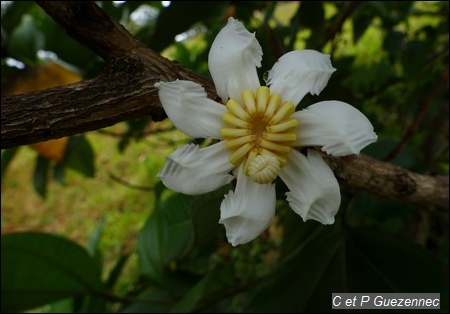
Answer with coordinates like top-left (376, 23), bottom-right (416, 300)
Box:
top-left (220, 86), bottom-right (298, 184)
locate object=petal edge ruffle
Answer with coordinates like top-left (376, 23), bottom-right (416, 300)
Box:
top-left (157, 141), bottom-right (234, 195)
top-left (208, 17), bottom-right (262, 103)
top-left (266, 50), bottom-right (336, 106)
top-left (279, 149), bottom-right (341, 224)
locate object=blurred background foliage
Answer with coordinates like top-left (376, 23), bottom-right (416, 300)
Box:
top-left (1, 1), bottom-right (448, 313)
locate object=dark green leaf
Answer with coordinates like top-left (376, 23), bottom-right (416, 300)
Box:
top-left (64, 135), bottom-right (96, 178)
top-left (106, 253), bottom-right (130, 289)
top-left (191, 184), bottom-right (232, 247)
top-left (53, 160), bottom-right (66, 185)
top-left (121, 288), bottom-right (174, 313)
top-left (78, 295), bottom-right (108, 313)
top-left (1, 232), bottom-right (105, 313)
top-left (137, 200), bottom-right (169, 284)
top-left (33, 154), bottom-right (51, 198)
top-left (86, 219), bottom-right (105, 271)
top-left (352, 7), bottom-right (374, 44)
top-left (1, 146), bottom-right (20, 179)
top-left (48, 298), bottom-right (74, 313)
top-left (169, 264), bottom-right (234, 313)
top-left (383, 30), bottom-right (406, 55)
top-left (401, 40), bottom-right (427, 81)
top-left (137, 192), bottom-right (194, 283)
top-left (297, 1), bottom-right (325, 48)
top-left (8, 14), bottom-right (45, 63)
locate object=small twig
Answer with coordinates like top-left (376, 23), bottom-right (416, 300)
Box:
top-left (108, 172), bottom-right (153, 191)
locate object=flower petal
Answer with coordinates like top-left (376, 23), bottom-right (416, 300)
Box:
top-left (278, 149), bottom-right (340, 224)
top-left (157, 141), bottom-right (234, 195)
top-left (155, 80), bottom-right (226, 139)
top-left (293, 100), bottom-right (378, 156)
top-left (219, 164), bottom-right (276, 246)
top-left (208, 17), bottom-right (262, 103)
top-left (266, 50), bottom-right (336, 106)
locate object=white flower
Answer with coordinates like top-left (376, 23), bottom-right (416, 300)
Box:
top-left (155, 17), bottom-right (377, 246)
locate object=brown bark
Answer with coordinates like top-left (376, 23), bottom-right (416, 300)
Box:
top-left (1, 1), bottom-right (448, 210)
top-left (317, 150), bottom-right (449, 210)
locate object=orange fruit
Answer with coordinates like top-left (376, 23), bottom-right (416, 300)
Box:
top-left (30, 137), bottom-right (70, 161)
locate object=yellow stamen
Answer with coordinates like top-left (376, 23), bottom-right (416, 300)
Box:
top-left (267, 118), bottom-right (298, 133)
top-left (260, 139), bottom-right (291, 154)
top-left (223, 112), bottom-right (250, 128)
top-left (220, 128), bottom-right (251, 139)
top-left (264, 132), bottom-right (296, 142)
top-left (256, 86), bottom-right (270, 114)
top-left (229, 143), bottom-right (253, 165)
top-left (264, 93), bottom-right (282, 122)
top-left (241, 90), bottom-right (257, 115)
top-left (226, 99), bottom-right (251, 121)
top-left (269, 101), bottom-right (295, 124)
top-left (225, 135), bottom-right (254, 150)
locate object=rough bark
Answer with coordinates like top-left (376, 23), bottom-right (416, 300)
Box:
top-left (1, 1), bottom-right (448, 210)
top-left (317, 150), bottom-right (448, 210)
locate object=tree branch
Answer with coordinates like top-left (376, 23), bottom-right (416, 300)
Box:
top-left (1, 1), bottom-right (448, 210)
top-left (1, 1), bottom-right (218, 149)
top-left (317, 150), bottom-right (448, 210)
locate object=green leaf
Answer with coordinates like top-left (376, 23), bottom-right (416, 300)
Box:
top-left (1, 232), bottom-right (105, 313)
top-left (191, 184), bottom-right (232, 247)
top-left (48, 298), bottom-right (74, 313)
top-left (169, 274), bottom-right (211, 313)
top-left (137, 192), bottom-right (195, 283)
top-left (8, 14), bottom-right (45, 63)
top-left (121, 288), bottom-right (174, 313)
top-left (170, 265), bottom-right (234, 313)
top-left (383, 30), bottom-right (406, 55)
top-left (64, 135), bottom-right (96, 178)
top-left (33, 154), bottom-right (51, 198)
top-left (352, 8), bottom-right (374, 44)
top-left (86, 219), bottom-right (105, 271)
top-left (297, 1), bottom-right (325, 48)
top-left (401, 40), bottom-right (427, 81)
top-left (53, 160), bottom-right (66, 185)
top-left (1, 146), bottom-right (20, 179)
top-left (106, 253), bottom-right (130, 289)
top-left (137, 201), bottom-right (169, 284)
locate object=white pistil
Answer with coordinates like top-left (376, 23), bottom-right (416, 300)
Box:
top-left (248, 154), bottom-right (280, 184)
